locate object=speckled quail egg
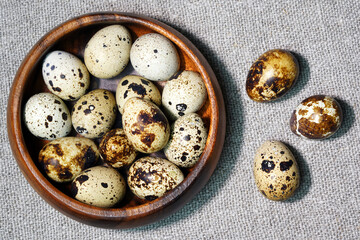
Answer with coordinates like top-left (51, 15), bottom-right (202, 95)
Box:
top-left (24, 93), bottom-right (71, 140)
top-left (42, 50), bottom-right (90, 101)
top-left (72, 89), bottom-right (117, 139)
top-left (253, 140), bottom-right (300, 201)
top-left (130, 33), bottom-right (180, 81)
top-left (162, 70), bottom-right (207, 120)
top-left (246, 49), bottom-right (299, 102)
top-left (122, 98), bottom-right (170, 153)
top-left (71, 166), bottom-right (126, 208)
top-left (84, 25), bottom-right (132, 79)
top-left (115, 75), bottom-right (161, 114)
top-left (164, 113), bottom-right (207, 168)
top-left (38, 137), bottom-right (99, 182)
top-left (99, 128), bottom-right (137, 168)
top-left (290, 95), bottom-right (342, 139)
top-left (127, 157), bottom-right (184, 200)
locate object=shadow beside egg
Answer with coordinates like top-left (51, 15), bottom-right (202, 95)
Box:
top-left (125, 22), bottom-right (243, 231)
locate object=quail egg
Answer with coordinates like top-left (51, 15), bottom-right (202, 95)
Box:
top-left (130, 33), bottom-right (180, 81)
top-left (162, 70), bottom-right (207, 120)
top-left (72, 89), bottom-right (117, 139)
top-left (290, 95), bottom-right (342, 139)
top-left (42, 50), bottom-right (90, 101)
top-left (84, 25), bottom-right (132, 79)
top-left (164, 113), bottom-right (207, 168)
top-left (24, 93), bottom-right (71, 140)
top-left (71, 166), bottom-right (126, 208)
top-left (122, 98), bottom-right (170, 153)
top-left (38, 137), bottom-right (99, 182)
top-left (253, 140), bottom-right (300, 201)
top-left (127, 157), bottom-right (184, 200)
top-left (99, 128), bottom-right (137, 168)
top-left (246, 49), bottom-right (299, 102)
top-left (115, 75), bottom-right (161, 114)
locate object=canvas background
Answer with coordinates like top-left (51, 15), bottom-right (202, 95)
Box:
top-left (1, 0), bottom-right (359, 239)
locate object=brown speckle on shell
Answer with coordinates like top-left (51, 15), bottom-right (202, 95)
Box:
top-left (38, 137), bottom-right (99, 183)
top-left (71, 166), bottom-right (126, 208)
top-left (246, 49), bottom-right (299, 102)
top-left (253, 141), bottom-right (300, 201)
top-left (164, 113), bottom-right (207, 168)
top-left (99, 128), bottom-right (137, 168)
top-left (72, 89), bottom-right (116, 139)
top-left (162, 71), bottom-right (207, 120)
top-left (127, 157), bottom-right (184, 200)
top-left (122, 98), bottom-right (170, 153)
top-left (116, 75), bottom-right (161, 114)
top-left (290, 95), bottom-right (342, 139)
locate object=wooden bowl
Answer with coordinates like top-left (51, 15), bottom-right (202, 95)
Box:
top-left (7, 12), bottom-right (226, 228)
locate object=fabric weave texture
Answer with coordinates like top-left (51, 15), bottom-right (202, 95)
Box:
top-left (1, 0), bottom-right (359, 239)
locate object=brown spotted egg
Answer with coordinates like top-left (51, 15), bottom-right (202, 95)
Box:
top-left (246, 49), bottom-right (299, 102)
top-left (24, 93), bottom-right (71, 140)
top-left (42, 50), bottom-right (90, 101)
top-left (99, 128), bottom-right (137, 168)
top-left (164, 113), bottom-right (207, 168)
top-left (290, 95), bottom-right (343, 139)
top-left (72, 89), bottom-right (117, 139)
top-left (122, 98), bottom-right (170, 153)
top-left (253, 140), bottom-right (300, 201)
top-left (162, 71), bottom-right (207, 120)
top-left (127, 157), bottom-right (184, 200)
top-left (38, 137), bottom-right (99, 183)
top-left (84, 25), bottom-right (132, 79)
top-left (71, 166), bottom-right (126, 208)
top-left (115, 75), bottom-right (161, 114)
top-left (130, 33), bottom-right (180, 81)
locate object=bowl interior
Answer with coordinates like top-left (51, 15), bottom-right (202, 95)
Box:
top-left (9, 13), bottom-right (221, 228)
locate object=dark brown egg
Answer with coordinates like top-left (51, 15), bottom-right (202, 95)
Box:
top-left (246, 49), bottom-right (299, 102)
top-left (99, 128), bottom-right (137, 168)
top-left (290, 95), bottom-right (343, 139)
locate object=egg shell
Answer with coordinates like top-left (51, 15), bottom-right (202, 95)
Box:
top-left (72, 89), bottom-right (117, 139)
top-left (162, 70), bottom-right (207, 120)
top-left (42, 51), bottom-right (90, 101)
top-left (115, 75), bottom-right (161, 114)
top-left (38, 137), bottom-right (99, 183)
top-left (84, 25), bottom-right (132, 79)
top-left (71, 166), bottom-right (126, 208)
top-left (164, 113), bottom-right (207, 168)
top-left (24, 93), bottom-right (71, 140)
top-left (246, 49), bottom-right (299, 102)
top-left (290, 95), bottom-right (342, 139)
top-left (99, 128), bottom-right (137, 168)
top-left (127, 157), bottom-right (184, 200)
top-left (253, 140), bottom-right (300, 201)
top-left (130, 33), bottom-right (180, 81)
top-left (122, 98), bottom-right (170, 153)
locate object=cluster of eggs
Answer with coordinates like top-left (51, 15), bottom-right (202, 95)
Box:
top-left (246, 49), bottom-right (343, 201)
top-left (24, 25), bottom-right (208, 208)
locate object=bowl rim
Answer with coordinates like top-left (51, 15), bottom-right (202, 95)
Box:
top-left (7, 12), bottom-right (226, 228)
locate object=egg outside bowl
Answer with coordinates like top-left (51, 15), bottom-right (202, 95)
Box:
top-left (7, 12), bottom-right (226, 229)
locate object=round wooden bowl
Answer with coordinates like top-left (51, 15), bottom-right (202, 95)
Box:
top-left (7, 12), bottom-right (226, 228)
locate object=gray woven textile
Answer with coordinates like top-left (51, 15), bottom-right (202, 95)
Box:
top-left (1, 0), bottom-right (359, 239)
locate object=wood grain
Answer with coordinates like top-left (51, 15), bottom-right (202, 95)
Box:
top-left (7, 12), bottom-right (226, 228)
